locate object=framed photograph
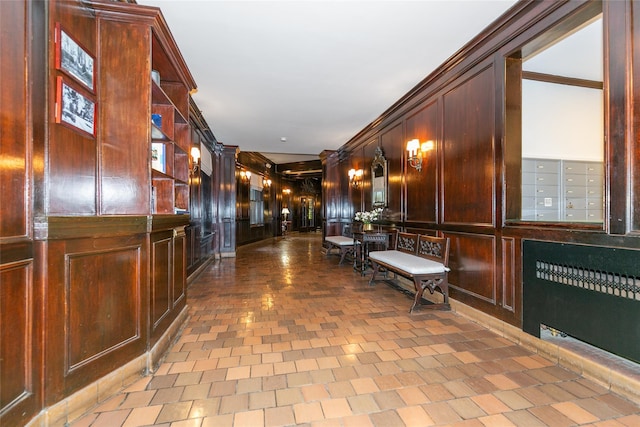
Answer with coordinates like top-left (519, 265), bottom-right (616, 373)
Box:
top-left (55, 23), bottom-right (95, 91)
top-left (55, 77), bottom-right (96, 137)
top-left (151, 142), bottom-right (166, 173)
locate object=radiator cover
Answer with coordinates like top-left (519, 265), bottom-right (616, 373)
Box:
top-left (523, 240), bottom-right (640, 363)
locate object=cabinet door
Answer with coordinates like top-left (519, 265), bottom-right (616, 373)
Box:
top-left (151, 231), bottom-right (172, 329)
top-left (173, 230), bottom-right (186, 306)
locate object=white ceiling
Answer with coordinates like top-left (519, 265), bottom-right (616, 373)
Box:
top-left (137, 0), bottom-right (518, 164)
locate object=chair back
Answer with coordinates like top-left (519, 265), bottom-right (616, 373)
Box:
top-left (395, 232), bottom-right (419, 255)
top-left (417, 235), bottom-right (450, 267)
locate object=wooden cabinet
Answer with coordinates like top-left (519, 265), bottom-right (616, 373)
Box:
top-left (149, 217), bottom-right (188, 347)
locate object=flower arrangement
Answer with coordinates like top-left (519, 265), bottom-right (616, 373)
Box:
top-left (354, 207), bottom-right (384, 224)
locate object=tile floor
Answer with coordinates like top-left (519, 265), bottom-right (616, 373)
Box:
top-left (72, 233), bottom-right (640, 426)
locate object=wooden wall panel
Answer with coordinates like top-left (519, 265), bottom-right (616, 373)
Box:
top-left (405, 102), bottom-right (438, 223)
top-left (605, 0), bottom-right (632, 234)
top-left (151, 234), bottom-right (172, 329)
top-left (322, 152), bottom-right (338, 221)
top-left (442, 67), bottom-right (495, 226)
top-left (0, 261), bottom-right (36, 422)
top-left (0, 1), bottom-right (44, 424)
top-left (0, 0), bottom-right (29, 238)
top-left (48, 2), bottom-right (97, 215)
top-left (48, 136), bottom-right (97, 214)
top-left (632, 1), bottom-right (640, 232)
top-left (44, 232), bottom-right (147, 403)
top-left (447, 232), bottom-right (496, 303)
top-left (67, 247), bottom-right (140, 370)
top-left (174, 231), bottom-right (186, 305)
top-left (99, 19), bottom-right (150, 215)
top-left (220, 147), bottom-right (237, 254)
top-left (339, 155), bottom-right (353, 219)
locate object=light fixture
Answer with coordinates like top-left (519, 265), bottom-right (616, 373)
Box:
top-left (281, 207), bottom-right (290, 221)
top-left (263, 178), bottom-right (272, 187)
top-left (348, 168), bottom-right (364, 188)
top-left (239, 170), bottom-right (252, 181)
top-left (190, 146), bottom-right (201, 173)
top-left (406, 139), bottom-right (434, 172)
top-left (283, 188), bottom-right (291, 195)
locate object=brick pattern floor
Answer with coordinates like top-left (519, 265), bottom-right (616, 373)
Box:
top-left (73, 233), bottom-right (640, 426)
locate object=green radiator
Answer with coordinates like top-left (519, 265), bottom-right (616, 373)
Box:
top-left (523, 240), bottom-right (640, 363)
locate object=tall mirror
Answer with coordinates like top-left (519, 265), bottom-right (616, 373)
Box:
top-left (371, 146), bottom-right (388, 208)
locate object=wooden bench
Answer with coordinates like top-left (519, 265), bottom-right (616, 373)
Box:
top-left (368, 232), bottom-right (451, 312)
top-left (324, 223), bottom-right (360, 265)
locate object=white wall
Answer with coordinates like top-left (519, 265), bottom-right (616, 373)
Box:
top-left (521, 16), bottom-right (603, 162)
top-left (522, 80), bottom-right (603, 162)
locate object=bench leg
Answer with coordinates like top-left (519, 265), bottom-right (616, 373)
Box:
top-left (368, 262), bottom-right (381, 286)
top-left (410, 276), bottom-right (451, 312)
top-left (338, 247), bottom-right (353, 265)
top-left (411, 280), bottom-right (425, 312)
top-left (325, 244), bottom-right (335, 257)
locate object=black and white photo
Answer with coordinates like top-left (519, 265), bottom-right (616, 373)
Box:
top-left (56, 23), bottom-right (94, 91)
top-left (56, 77), bottom-right (96, 137)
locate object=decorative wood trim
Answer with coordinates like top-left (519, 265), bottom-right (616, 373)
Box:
top-left (501, 237), bottom-right (516, 312)
top-left (150, 214), bottom-right (190, 232)
top-left (522, 70), bottom-right (603, 89)
top-left (36, 216), bottom-right (148, 240)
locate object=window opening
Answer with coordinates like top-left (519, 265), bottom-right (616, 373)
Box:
top-left (506, 6), bottom-right (604, 224)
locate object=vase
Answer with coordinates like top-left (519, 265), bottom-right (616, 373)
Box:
top-left (363, 223), bottom-right (374, 231)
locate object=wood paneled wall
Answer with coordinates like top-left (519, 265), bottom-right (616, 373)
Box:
top-left (322, 0), bottom-right (640, 326)
top-left (43, 221), bottom-right (149, 404)
top-left (1, 1), bottom-right (44, 425)
top-left (1, 1), bottom-right (197, 424)
top-left (186, 101), bottom-right (225, 273)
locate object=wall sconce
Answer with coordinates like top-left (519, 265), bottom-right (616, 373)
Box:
top-left (406, 139), bottom-right (434, 172)
top-left (190, 146), bottom-right (201, 174)
top-left (239, 170), bottom-right (252, 181)
top-left (348, 168), bottom-right (363, 188)
top-left (263, 178), bottom-right (272, 187)
top-left (282, 188), bottom-right (291, 195)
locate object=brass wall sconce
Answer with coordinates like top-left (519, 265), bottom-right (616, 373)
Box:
top-left (283, 188), bottom-right (291, 195)
top-left (348, 168), bottom-right (363, 188)
top-left (190, 146), bottom-right (201, 174)
top-left (239, 170), bottom-right (252, 181)
top-left (263, 178), bottom-right (272, 187)
top-left (406, 139), bottom-right (434, 172)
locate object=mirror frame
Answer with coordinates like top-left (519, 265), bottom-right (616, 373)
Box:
top-left (371, 146), bottom-right (388, 208)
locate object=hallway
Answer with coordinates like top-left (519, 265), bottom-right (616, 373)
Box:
top-left (72, 234), bottom-right (640, 427)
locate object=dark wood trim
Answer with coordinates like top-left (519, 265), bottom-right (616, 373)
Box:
top-left (605, 0), bottom-right (631, 234)
top-left (150, 214), bottom-right (190, 232)
top-left (522, 70), bottom-right (603, 89)
top-left (36, 216), bottom-right (148, 240)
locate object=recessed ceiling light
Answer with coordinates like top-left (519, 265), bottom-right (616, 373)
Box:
top-left (280, 137), bottom-right (287, 142)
